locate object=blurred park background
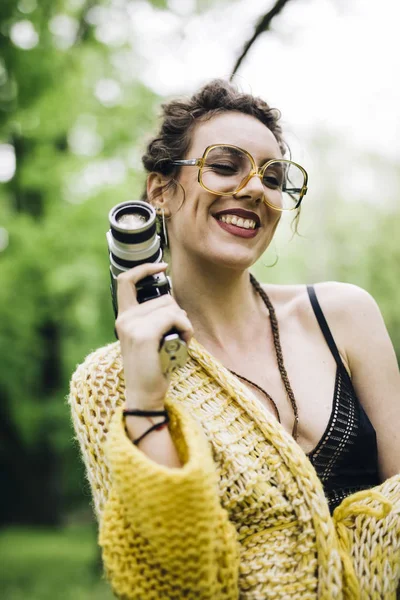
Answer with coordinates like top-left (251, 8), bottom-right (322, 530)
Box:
top-left (1, 0), bottom-right (399, 598)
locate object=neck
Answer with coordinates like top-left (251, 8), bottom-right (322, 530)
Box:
top-left (170, 255), bottom-right (268, 352)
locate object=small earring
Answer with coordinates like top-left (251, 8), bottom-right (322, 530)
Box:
top-left (161, 207), bottom-right (169, 248)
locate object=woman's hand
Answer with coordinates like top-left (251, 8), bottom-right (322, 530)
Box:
top-left (115, 262), bottom-right (194, 410)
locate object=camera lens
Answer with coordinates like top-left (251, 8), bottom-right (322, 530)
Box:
top-left (117, 213), bottom-right (148, 230)
top-left (109, 201), bottom-right (157, 244)
top-left (107, 201), bottom-right (162, 275)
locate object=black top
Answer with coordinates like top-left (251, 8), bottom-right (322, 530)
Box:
top-left (306, 285), bottom-right (380, 513)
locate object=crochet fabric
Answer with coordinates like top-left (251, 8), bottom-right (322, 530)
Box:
top-left (69, 339), bottom-right (400, 600)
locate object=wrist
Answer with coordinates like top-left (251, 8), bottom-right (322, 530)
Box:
top-left (123, 408), bottom-right (170, 446)
top-left (123, 407), bottom-right (167, 424)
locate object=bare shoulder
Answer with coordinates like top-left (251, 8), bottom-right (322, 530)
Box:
top-left (260, 281), bottom-right (384, 366)
top-left (261, 280), bottom-right (379, 323)
top-left (311, 281), bottom-right (379, 316)
top-left (310, 282), bottom-right (387, 350)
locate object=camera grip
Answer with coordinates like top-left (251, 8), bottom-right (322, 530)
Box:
top-left (159, 330), bottom-right (188, 376)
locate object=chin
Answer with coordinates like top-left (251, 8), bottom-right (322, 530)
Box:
top-left (176, 238), bottom-right (267, 271)
top-left (207, 250), bottom-right (259, 271)
top-left (211, 237), bottom-right (270, 267)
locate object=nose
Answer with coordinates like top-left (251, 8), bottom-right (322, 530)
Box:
top-left (233, 171), bottom-right (265, 204)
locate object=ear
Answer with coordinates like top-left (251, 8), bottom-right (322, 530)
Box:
top-left (147, 173), bottom-right (172, 217)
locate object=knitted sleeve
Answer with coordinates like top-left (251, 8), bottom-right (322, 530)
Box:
top-left (68, 343), bottom-right (240, 600)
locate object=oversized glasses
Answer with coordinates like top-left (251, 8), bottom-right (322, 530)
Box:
top-left (172, 144), bottom-right (308, 211)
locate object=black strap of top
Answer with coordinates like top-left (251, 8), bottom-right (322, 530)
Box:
top-left (306, 285), bottom-right (352, 386)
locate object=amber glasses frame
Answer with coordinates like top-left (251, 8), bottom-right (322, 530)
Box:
top-left (172, 144), bottom-right (308, 212)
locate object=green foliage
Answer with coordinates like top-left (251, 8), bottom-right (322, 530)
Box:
top-left (0, 0), bottom-right (162, 522)
top-left (0, 525), bottom-right (114, 599)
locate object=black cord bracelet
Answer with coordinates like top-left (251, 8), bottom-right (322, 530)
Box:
top-left (123, 408), bottom-right (170, 445)
top-left (123, 408), bottom-right (168, 418)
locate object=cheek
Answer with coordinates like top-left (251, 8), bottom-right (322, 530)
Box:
top-left (262, 202), bottom-right (281, 226)
top-left (176, 169), bottom-right (199, 197)
top-left (175, 184), bottom-right (213, 224)
top-left (264, 188), bottom-right (283, 207)
top-left (171, 176), bottom-right (201, 216)
top-left (270, 212), bottom-right (282, 234)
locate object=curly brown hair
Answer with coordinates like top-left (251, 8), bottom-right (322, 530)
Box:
top-left (141, 78), bottom-right (287, 202)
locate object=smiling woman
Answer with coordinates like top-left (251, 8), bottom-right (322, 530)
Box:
top-left (69, 79), bottom-right (400, 599)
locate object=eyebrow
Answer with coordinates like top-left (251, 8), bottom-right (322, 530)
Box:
top-left (213, 146), bottom-right (243, 156)
top-left (260, 157), bottom-right (277, 164)
top-left (209, 146), bottom-right (281, 166)
top-left (217, 147), bottom-right (278, 162)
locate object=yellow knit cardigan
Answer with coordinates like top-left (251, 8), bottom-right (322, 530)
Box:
top-left (69, 338), bottom-right (400, 600)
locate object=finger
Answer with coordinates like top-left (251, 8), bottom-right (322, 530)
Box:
top-left (154, 310), bottom-right (194, 344)
top-left (116, 262), bottom-right (168, 315)
top-left (117, 294), bottom-right (175, 323)
top-left (130, 309), bottom-right (193, 348)
top-left (115, 295), bottom-right (174, 332)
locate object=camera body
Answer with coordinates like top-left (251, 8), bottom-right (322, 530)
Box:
top-left (107, 200), bottom-right (187, 375)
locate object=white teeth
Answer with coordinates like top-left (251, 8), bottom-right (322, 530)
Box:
top-left (218, 214), bottom-right (257, 229)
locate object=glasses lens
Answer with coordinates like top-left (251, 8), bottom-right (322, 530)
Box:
top-left (201, 146), bottom-right (251, 194)
top-left (262, 161), bottom-right (305, 210)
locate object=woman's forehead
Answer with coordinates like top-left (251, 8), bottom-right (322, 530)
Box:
top-left (187, 111), bottom-right (282, 160)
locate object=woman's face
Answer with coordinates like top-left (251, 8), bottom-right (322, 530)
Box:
top-left (160, 111), bottom-right (283, 271)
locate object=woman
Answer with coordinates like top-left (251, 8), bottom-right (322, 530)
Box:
top-left (69, 80), bottom-right (400, 599)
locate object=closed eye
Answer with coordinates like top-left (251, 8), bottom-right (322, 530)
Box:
top-left (207, 162), bottom-right (238, 174)
top-left (263, 175), bottom-right (282, 189)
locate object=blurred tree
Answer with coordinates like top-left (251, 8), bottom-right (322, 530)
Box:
top-left (231, 0), bottom-right (294, 78)
top-left (0, 0), bottom-right (170, 526)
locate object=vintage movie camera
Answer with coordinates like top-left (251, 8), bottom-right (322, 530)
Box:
top-left (107, 201), bottom-right (188, 375)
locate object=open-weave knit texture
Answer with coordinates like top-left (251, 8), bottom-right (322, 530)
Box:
top-left (69, 339), bottom-right (400, 599)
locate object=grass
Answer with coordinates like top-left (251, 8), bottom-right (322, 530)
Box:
top-left (0, 523), bottom-right (115, 600)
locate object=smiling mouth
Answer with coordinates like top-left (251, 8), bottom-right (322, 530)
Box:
top-left (216, 214), bottom-right (257, 230)
top-left (213, 207), bottom-right (261, 229)
top-left (213, 215), bottom-right (259, 238)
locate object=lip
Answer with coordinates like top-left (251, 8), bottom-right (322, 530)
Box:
top-left (214, 218), bottom-right (259, 238)
top-left (213, 208), bottom-right (261, 227)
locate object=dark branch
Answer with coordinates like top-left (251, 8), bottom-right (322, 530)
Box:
top-left (74, 0), bottom-right (98, 45)
top-left (230, 0), bottom-right (293, 79)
